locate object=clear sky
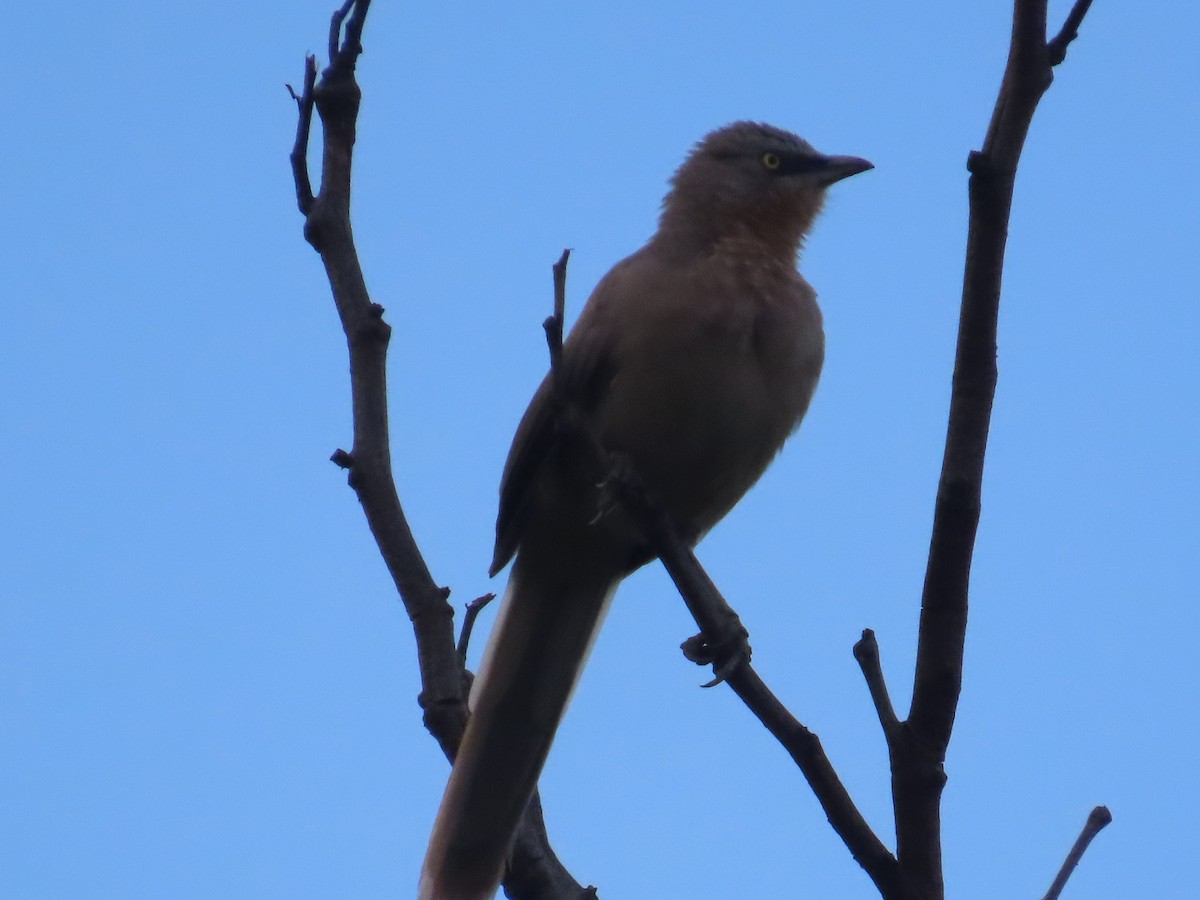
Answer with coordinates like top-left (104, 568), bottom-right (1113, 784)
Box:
top-left (4, 1), bottom-right (1197, 898)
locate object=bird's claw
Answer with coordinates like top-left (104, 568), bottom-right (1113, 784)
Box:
top-left (681, 622), bottom-right (751, 687)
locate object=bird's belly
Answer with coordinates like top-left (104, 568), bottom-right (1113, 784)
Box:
top-left (600, 334), bottom-right (819, 538)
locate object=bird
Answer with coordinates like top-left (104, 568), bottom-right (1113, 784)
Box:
top-left (418, 121), bottom-right (872, 900)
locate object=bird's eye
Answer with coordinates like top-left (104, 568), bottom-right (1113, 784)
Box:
top-left (761, 152), bottom-right (782, 171)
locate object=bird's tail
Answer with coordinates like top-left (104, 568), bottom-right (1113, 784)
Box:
top-left (418, 546), bottom-right (620, 900)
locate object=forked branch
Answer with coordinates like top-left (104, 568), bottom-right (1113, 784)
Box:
top-left (290, 3), bottom-right (589, 897)
top-left (893, 0), bottom-right (1102, 896)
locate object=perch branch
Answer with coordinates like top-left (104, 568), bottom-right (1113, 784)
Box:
top-left (542, 252), bottom-right (919, 900)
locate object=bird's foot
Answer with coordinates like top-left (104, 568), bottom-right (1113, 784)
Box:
top-left (681, 618), bottom-right (751, 687)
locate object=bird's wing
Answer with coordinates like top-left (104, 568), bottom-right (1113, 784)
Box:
top-left (489, 289), bottom-right (620, 576)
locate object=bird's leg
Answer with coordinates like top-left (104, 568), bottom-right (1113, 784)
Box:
top-left (593, 448), bottom-right (753, 687)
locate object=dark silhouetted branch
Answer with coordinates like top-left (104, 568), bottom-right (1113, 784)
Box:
top-left (895, 1), bottom-right (1099, 896)
top-left (290, 4), bottom-right (588, 898)
top-left (854, 630), bottom-right (900, 737)
top-left (1040, 805), bottom-right (1112, 900)
top-left (1048, 0), bottom-right (1095, 64)
top-left (457, 593), bottom-right (497, 661)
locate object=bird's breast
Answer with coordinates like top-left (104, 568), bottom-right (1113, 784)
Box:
top-left (595, 274), bottom-right (824, 537)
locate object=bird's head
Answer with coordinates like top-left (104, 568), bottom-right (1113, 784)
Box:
top-left (659, 121), bottom-right (872, 258)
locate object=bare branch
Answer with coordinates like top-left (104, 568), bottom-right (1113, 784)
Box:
top-left (542, 248), bottom-right (571, 378)
top-left (853, 630), bottom-right (900, 735)
top-left (1048, 0), bottom-right (1095, 65)
top-left (287, 55), bottom-right (317, 215)
top-left (328, 0), bottom-right (362, 64)
top-left (898, 1), bottom-right (1099, 895)
top-left (507, 793), bottom-right (600, 900)
top-left (291, 4), bottom-right (587, 897)
top-left (457, 593), bottom-right (497, 661)
top-left (1041, 806), bottom-right (1113, 900)
top-left (294, 0), bottom-right (461, 748)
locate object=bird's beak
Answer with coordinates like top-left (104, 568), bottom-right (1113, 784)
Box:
top-left (815, 154), bottom-right (874, 186)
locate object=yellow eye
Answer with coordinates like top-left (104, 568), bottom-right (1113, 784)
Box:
top-left (761, 152), bottom-right (782, 170)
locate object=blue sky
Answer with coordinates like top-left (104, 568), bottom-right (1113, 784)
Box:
top-left (4, 1), bottom-right (1197, 897)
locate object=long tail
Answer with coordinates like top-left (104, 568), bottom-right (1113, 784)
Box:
top-left (418, 546), bottom-right (620, 900)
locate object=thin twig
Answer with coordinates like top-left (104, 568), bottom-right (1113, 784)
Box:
top-left (1048, 0), bottom-right (1095, 65)
top-left (543, 249), bottom-right (570, 377)
top-left (853, 630), bottom-right (900, 734)
top-left (328, 0), bottom-right (357, 63)
top-left (1041, 806), bottom-right (1112, 900)
top-left (456, 593), bottom-right (497, 661)
top-left (339, 0), bottom-right (371, 65)
top-left (287, 55), bottom-right (317, 215)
